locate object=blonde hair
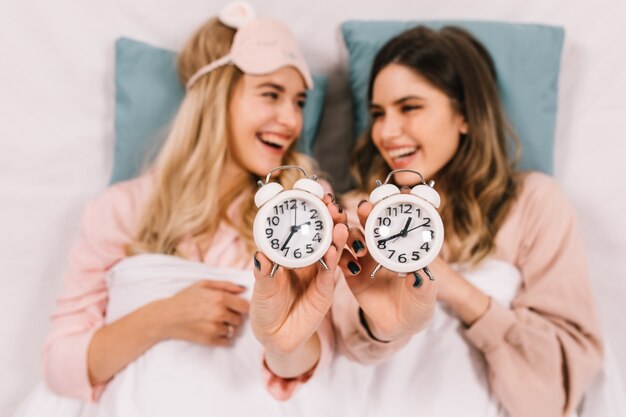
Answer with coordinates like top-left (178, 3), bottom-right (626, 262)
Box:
top-left (351, 26), bottom-right (520, 266)
top-left (127, 18), bottom-right (315, 257)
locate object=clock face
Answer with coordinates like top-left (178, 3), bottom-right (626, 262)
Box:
top-left (253, 189), bottom-right (333, 268)
top-left (364, 193), bottom-right (444, 273)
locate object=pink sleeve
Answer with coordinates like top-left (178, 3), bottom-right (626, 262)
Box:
top-left (464, 174), bottom-right (604, 417)
top-left (41, 179), bottom-right (146, 401)
top-left (262, 309), bottom-right (335, 401)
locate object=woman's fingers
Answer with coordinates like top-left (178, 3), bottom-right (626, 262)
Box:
top-left (192, 279), bottom-right (246, 294)
top-left (323, 222), bottom-right (349, 269)
top-left (252, 251), bottom-right (283, 299)
top-left (347, 227), bottom-right (368, 258)
top-left (356, 199), bottom-right (374, 228)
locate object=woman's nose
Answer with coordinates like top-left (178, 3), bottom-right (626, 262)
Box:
top-left (379, 113), bottom-right (402, 141)
top-left (276, 101), bottom-right (300, 130)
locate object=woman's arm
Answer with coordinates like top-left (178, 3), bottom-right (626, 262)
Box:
top-left (435, 174), bottom-right (604, 417)
top-left (87, 280), bottom-right (249, 386)
top-left (251, 195), bottom-right (348, 399)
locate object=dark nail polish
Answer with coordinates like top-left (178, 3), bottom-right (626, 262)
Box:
top-left (253, 252), bottom-right (261, 270)
top-left (348, 261), bottom-right (361, 275)
top-left (413, 271), bottom-right (423, 288)
top-left (357, 199), bottom-right (368, 208)
top-left (352, 240), bottom-right (365, 253)
top-left (334, 202), bottom-right (343, 214)
top-left (326, 193), bottom-right (335, 202)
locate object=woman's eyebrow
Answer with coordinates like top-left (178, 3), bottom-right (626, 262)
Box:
top-left (394, 95), bottom-right (424, 105)
top-left (370, 96), bottom-right (424, 108)
top-left (256, 82), bottom-right (285, 92)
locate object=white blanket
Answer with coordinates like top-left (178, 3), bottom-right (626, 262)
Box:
top-left (13, 254), bottom-right (300, 416)
top-left (13, 255), bottom-right (624, 417)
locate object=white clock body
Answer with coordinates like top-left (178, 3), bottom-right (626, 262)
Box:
top-left (364, 193), bottom-right (444, 273)
top-left (253, 189), bottom-right (333, 269)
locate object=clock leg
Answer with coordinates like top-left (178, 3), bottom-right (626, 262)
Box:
top-left (318, 258), bottom-right (329, 271)
top-left (370, 263), bottom-right (383, 279)
top-left (423, 266), bottom-right (435, 281)
top-left (269, 262), bottom-right (280, 279)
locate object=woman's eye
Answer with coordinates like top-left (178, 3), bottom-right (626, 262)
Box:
top-left (262, 92), bottom-right (279, 100)
top-left (297, 100), bottom-right (306, 109)
top-left (401, 105), bottom-right (422, 112)
top-left (370, 111), bottom-right (384, 119)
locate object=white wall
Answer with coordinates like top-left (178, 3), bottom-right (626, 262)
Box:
top-left (1, 0), bottom-right (624, 415)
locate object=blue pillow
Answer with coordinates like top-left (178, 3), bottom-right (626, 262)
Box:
top-left (341, 21), bottom-right (565, 174)
top-left (112, 37), bottom-right (327, 184)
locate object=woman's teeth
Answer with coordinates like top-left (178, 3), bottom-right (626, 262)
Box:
top-left (388, 146), bottom-right (418, 159)
top-left (257, 133), bottom-right (284, 149)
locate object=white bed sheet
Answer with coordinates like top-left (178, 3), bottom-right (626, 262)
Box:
top-left (1, 0), bottom-right (625, 415)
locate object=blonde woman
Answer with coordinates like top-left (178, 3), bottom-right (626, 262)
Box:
top-left (13, 4), bottom-right (355, 416)
top-left (337, 26), bottom-right (603, 417)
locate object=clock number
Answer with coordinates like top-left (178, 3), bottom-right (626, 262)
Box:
top-left (273, 205), bottom-right (285, 215)
top-left (313, 233), bottom-right (322, 243)
top-left (412, 251), bottom-right (420, 260)
top-left (294, 248), bottom-right (302, 259)
top-left (421, 242), bottom-right (430, 252)
top-left (423, 217), bottom-right (431, 228)
top-left (377, 240), bottom-right (387, 250)
top-left (429, 230), bottom-right (435, 239)
top-left (386, 207), bottom-right (399, 216)
top-left (267, 216), bottom-right (279, 226)
top-left (282, 246), bottom-right (290, 257)
top-left (415, 208), bottom-right (421, 218)
top-left (315, 220), bottom-right (323, 231)
top-left (300, 201), bottom-right (307, 211)
top-left (377, 217), bottom-right (391, 226)
top-left (398, 253), bottom-right (407, 263)
top-left (374, 227), bottom-right (380, 238)
top-left (310, 209), bottom-right (318, 219)
top-left (288, 199), bottom-right (296, 210)
top-left (306, 244), bottom-right (314, 254)
top-left (271, 239), bottom-right (279, 249)
top-left (387, 249), bottom-right (396, 259)
top-left (265, 228), bottom-right (274, 238)
top-left (401, 204), bottom-right (411, 214)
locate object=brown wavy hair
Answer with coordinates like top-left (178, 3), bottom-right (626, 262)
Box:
top-left (127, 18), bottom-right (315, 257)
top-left (351, 26), bottom-right (521, 266)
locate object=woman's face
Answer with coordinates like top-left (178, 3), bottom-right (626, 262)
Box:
top-left (228, 66), bottom-right (306, 177)
top-left (370, 63), bottom-right (467, 186)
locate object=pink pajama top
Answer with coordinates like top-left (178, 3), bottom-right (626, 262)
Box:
top-left (334, 172), bottom-right (604, 417)
top-left (41, 172), bottom-right (333, 402)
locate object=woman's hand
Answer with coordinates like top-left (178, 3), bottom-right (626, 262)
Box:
top-left (338, 199), bottom-right (437, 342)
top-left (250, 194), bottom-right (349, 376)
top-left (156, 280), bottom-right (250, 346)
top-left (427, 257), bottom-right (491, 326)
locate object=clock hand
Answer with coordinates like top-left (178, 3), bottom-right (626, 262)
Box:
top-left (294, 221), bottom-right (311, 230)
top-left (294, 201), bottom-right (297, 228)
top-left (380, 218), bottom-right (422, 245)
top-left (377, 230), bottom-right (405, 244)
top-left (392, 217), bottom-right (413, 242)
top-left (281, 227), bottom-right (297, 251)
top-left (404, 220), bottom-right (431, 234)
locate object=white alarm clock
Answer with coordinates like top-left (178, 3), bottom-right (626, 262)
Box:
top-left (253, 165), bottom-right (333, 277)
top-left (364, 169), bottom-right (444, 279)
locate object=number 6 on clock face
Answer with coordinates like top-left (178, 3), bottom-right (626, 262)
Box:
top-left (253, 166), bottom-right (333, 270)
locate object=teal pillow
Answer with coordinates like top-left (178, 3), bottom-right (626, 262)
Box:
top-left (112, 37), bottom-right (327, 184)
top-left (341, 21), bottom-right (565, 174)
